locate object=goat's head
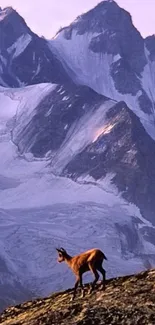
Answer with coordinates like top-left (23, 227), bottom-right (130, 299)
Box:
top-left (56, 247), bottom-right (67, 263)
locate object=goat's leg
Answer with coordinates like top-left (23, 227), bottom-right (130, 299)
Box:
top-left (88, 263), bottom-right (99, 294)
top-left (97, 265), bottom-right (106, 290)
top-left (71, 276), bottom-right (79, 301)
top-left (79, 274), bottom-right (85, 298)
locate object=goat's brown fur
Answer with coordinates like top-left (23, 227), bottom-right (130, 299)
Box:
top-left (56, 247), bottom-right (107, 300)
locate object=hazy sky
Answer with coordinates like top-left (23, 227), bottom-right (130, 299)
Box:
top-left (0, 0), bottom-right (154, 38)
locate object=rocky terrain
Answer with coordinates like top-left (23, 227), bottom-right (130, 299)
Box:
top-left (1, 269), bottom-right (155, 325)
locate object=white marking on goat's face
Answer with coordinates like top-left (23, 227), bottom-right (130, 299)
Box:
top-left (57, 252), bottom-right (64, 263)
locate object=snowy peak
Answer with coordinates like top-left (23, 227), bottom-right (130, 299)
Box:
top-left (51, 0), bottom-right (155, 132)
top-left (0, 6), bottom-right (24, 22)
top-left (0, 6), bottom-right (72, 87)
top-left (53, 0), bottom-right (145, 77)
top-left (0, 6), bottom-right (31, 50)
top-left (0, 6), bottom-right (15, 20)
top-left (59, 0), bottom-right (132, 37)
top-left (0, 6), bottom-right (29, 29)
top-left (0, 7), bottom-right (33, 86)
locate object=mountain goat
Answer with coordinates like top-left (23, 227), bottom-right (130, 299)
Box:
top-left (56, 247), bottom-right (107, 300)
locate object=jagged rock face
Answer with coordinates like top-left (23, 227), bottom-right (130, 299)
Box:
top-left (51, 0), bottom-right (155, 121)
top-left (0, 8), bottom-right (71, 87)
top-left (0, 7), bottom-right (30, 48)
top-left (61, 0), bottom-right (133, 35)
top-left (62, 0), bottom-right (144, 74)
top-left (62, 101), bottom-right (155, 223)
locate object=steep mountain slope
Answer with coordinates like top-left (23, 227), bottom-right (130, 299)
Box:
top-left (62, 101), bottom-right (155, 223)
top-left (1, 269), bottom-right (155, 325)
top-left (4, 81), bottom-right (155, 224)
top-left (51, 0), bottom-right (155, 140)
top-left (11, 84), bottom-right (106, 158)
top-left (0, 7), bottom-right (71, 87)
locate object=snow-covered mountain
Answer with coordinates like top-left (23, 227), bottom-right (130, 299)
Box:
top-left (0, 7), bottom-right (71, 87)
top-left (9, 82), bottom-right (155, 224)
top-left (50, 0), bottom-right (155, 139)
top-left (0, 0), bottom-right (155, 312)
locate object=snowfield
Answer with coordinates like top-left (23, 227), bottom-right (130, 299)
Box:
top-left (0, 84), bottom-right (155, 310)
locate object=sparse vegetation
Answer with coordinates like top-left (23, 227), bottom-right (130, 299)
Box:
top-left (1, 269), bottom-right (155, 324)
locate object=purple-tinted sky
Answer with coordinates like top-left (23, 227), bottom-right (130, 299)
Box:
top-left (1, 0), bottom-right (154, 38)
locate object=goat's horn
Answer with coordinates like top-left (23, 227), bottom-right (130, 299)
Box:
top-left (60, 247), bottom-right (66, 252)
